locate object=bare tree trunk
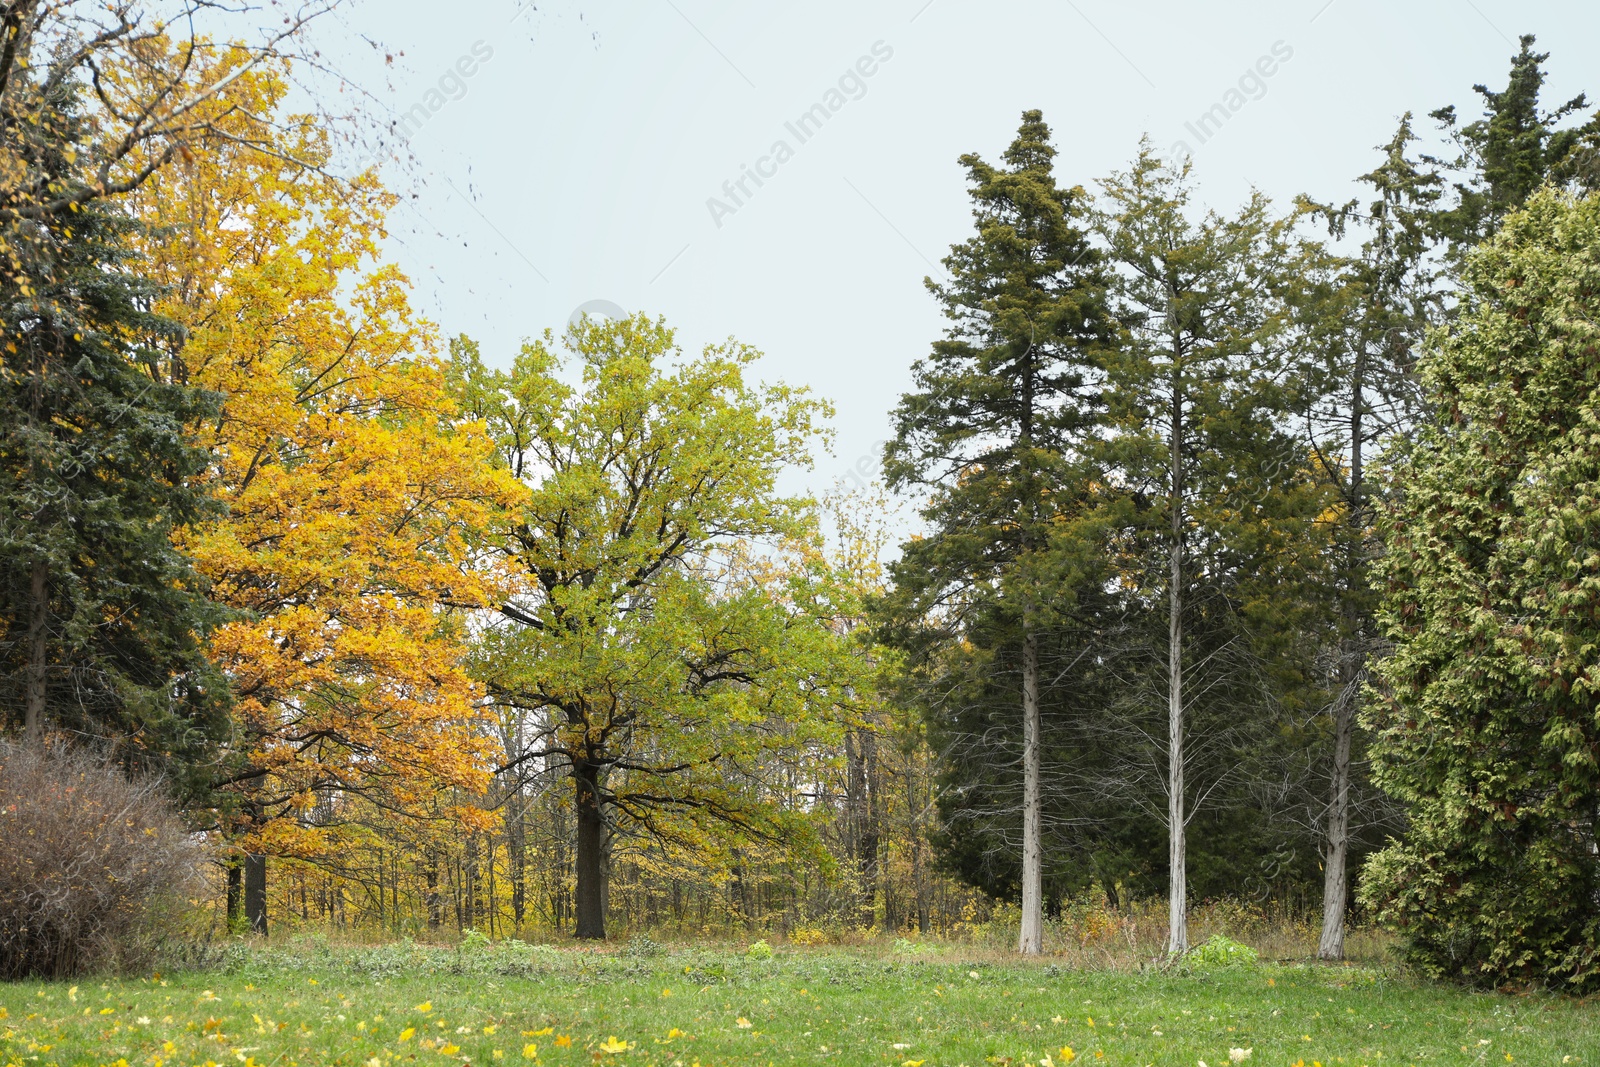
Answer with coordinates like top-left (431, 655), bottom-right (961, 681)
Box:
top-left (908, 756), bottom-right (931, 934)
top-left (862, 727), bottom-right (884, 931)
top-left (1319, 662), bottom-right (1356, 959)
top-left (463, 834), bottom-right (480, 931)
top-left (1320, 354), bottom-right (1367, 961)
top-left (573, 759), bottom-right (607, 939)
top-left (507, 785), bottom-right (527, 932)
top-left (1166, 374), bottom-right (1188, 958)
top-left (24, 557), bottom-right (47, 745)
top-left (425, 858), bottom-right (442, 929)
top-left (225, 856), bottom-right (243, 932)
top-left (244, 852), bottom-right (268, 936)
top-left (844, 727), bottom-right (870, 924)
top-left (1019, 626), bottom-right (1044, 955)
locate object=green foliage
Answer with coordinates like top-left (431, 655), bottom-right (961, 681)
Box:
top-left (1187, 934), bottom-right (1260, 969)
top-left (452, 317), bottom-right (859, 938)
top-left (882, 107), bottom-right (1116, 617)
top-left (744, 939), bottom-right (773, 961)
top-left (880, 110), bottom-right (1122, 930)
top-left (1362, 190), bottom-right (1600, 991)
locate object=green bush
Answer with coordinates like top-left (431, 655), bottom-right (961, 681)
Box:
top-left (745, 939), bottom-right (774, 961)
top-left (1187, 934), bottom-right (1258, 968)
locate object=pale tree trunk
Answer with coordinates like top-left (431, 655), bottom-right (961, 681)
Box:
top-left (24, 557), bottom-right (47, 745)
top-left (1019, 626), bottom-right (1043, 955)
top-left (1166, 371), bottom-right (1188, 958)
top-left (1320, 365), bottom-right (1366, 960)
top-left (1318, 664), bottom-right (1355, 959)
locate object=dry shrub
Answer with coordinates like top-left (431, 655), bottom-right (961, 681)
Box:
top-left (0, 741), bottom-right (202, 978)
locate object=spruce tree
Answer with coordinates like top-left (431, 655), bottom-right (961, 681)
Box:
top-left (0, 76), bottom-right (227, 789)
top-left (1297, 116), bottom-right (1442, 959)
top-left (884, 110), bottom-right (1116, 954)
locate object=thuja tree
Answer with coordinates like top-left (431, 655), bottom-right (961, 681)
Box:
top-left (457, 317), bottom-right (853, 940)
top-left (1362, 189), bottom-right (1600, 991)
top-left (882, 109), bottom-right (1116, 955)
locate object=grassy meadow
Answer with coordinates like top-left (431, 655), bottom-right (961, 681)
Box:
top-left (2, 937), bottom-right (1597, 1067)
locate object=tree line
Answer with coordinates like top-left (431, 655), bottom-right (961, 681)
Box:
top-left (3, 4), bottom-right (1600, 991)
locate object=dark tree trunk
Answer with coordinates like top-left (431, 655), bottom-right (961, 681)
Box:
top-left (573, 759), bottom-right (607, 939)
top-left (225, 857), bottom-right (243, 931)
top-left (24, 557), bottom-right (47, 745)
top-left (845, 725), bottom-right (882, 926)
top-left (244, 852), bottom-right (268, 936)
top-left (507, 784), bottom-right (527, 930)
top-left (863, 728), bottom-right (884, 930)
top-left (425, 858), bottom-right (442, 929)
top-left (1321, 352), bottom-right (1368, 961)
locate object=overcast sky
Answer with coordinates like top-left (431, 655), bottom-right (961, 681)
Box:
top-left (303, 0), bottom-right (1600, 502)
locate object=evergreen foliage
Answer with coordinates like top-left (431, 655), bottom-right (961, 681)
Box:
top-left (0, 78), bottom-right (228, 788)
top-left (1362, 190), bottom-right (1600, 991)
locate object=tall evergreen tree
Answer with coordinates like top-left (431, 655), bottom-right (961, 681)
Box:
top-left (1300, 36), bottom-right (1597, 959)
top-left (1428, 34), bottom-right (1600, 264)
top-left (1094, 146), bottom-right (1330, 955)
top-left (1297, 115), bottom-right (1442, 959)
top-left (883, 110), bottom-right (1116, 954)
top-left (0, 76), bottom-right (227, 786)
top-left (1362, 189), bottom-right (1600, 992)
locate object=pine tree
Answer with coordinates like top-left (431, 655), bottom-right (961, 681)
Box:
top-left (883, 110), bottom-right (1117, 954)
top-left (0, 78), bottom-right (227, 786)
top-left (1362, 189), bottom-right (1600, 991)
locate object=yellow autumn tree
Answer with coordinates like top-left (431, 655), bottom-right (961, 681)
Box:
top-left (120, 49), bottom-right (522, 932)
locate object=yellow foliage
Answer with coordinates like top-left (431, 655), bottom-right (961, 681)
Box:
top-left (122, 53), bottom-right (523, 855)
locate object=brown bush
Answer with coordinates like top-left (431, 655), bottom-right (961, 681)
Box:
top-left (0, 741), bottom-right (202, 978)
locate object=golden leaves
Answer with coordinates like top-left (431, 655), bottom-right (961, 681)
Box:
top-left (122, 59), bottom-right (524, 854)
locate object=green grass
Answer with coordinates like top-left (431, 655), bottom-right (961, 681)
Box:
top-left (2, 940), bottom-right (1597, 1067)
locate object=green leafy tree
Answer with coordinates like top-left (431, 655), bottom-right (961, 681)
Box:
top-left (882, 109), bottom-right (1117, 954)
top-left (1094, 145), bottom-right (1332, 955)
top-left (0, 74), bottom-right (227, 786)
top-left (1362, 189), bottom-right (1600, 991)
top-left (454, 317), bottom-right (851, 940)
